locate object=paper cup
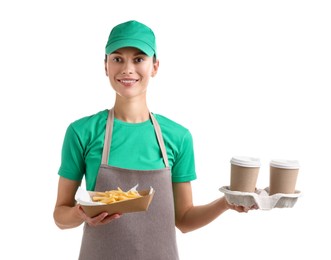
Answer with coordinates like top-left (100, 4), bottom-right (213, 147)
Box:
top-left (230, 156), bottom-right (261, 192)
top-left (269, 159), bottom-right (299, 195)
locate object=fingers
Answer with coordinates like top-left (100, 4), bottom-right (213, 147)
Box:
top-left (230, 203), bottom-right (258, 213)
top-left (77, 205), bottom-right (122, 226)
top-left (233, 205), bottom-right (248, 213)
top-left (99, 213), bottom-right (122, 225)
top-left (86, 212), bottom-right (109, 226)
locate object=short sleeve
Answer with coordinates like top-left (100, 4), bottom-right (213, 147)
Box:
top-left (58, 124), bottom-right (85, 181)
top-left (171, 131), bottom-right (197, 182)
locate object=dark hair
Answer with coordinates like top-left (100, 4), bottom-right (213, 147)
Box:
top-left (104, 54), bottom-right (157, 63)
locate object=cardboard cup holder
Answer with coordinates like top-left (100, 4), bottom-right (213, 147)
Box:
top-left (219, 186), bottom-right (302, 210)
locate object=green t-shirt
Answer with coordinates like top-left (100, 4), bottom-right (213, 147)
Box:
top-left (58, 109), bottom-right (197, 190)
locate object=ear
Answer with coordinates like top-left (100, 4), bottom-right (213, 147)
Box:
top-left (104, 60), bottom-right (108, 76)
top-left (151, 60), bottom-right (159, 77)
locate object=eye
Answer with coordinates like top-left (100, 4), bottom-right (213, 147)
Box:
top-left (134, 57), bottom-right (144, 63)
top-left (112, 57), bottom-right (122, 63)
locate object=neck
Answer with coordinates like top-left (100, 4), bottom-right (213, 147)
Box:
top-left (113, 99), bottom-right (150, 123)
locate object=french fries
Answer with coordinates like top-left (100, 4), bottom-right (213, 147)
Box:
top-left (92, 187), bottom-right (142, 204)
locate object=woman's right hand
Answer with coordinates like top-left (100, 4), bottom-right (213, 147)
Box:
top-left (77, 205), bottom-right (122, 227)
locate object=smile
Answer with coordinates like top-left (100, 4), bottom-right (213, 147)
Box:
top-left (119, 79), bottom-right (138, 83)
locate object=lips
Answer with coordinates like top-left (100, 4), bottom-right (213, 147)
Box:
top-left (118, 78), bottom-right (138, 87)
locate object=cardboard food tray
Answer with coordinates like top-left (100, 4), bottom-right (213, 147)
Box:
top-left (79, 189), bottom-right (155, 218)
top-left (219, 186), bottom-right (301, 210)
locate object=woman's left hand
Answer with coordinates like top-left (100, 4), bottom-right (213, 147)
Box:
top-left (227, 202), bottom-right (258, 213)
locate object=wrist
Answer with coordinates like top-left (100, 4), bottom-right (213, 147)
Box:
top-left (220, 196), bottom-right (231, 210)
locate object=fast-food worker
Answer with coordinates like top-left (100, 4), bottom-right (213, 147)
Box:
top-left (53, 20), bottom-right (254, 260)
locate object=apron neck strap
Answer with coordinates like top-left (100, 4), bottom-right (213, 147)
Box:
top-left (149, 111), bottom-right (169, 168)
top-left (101, 108), bottom-right (114, 165)
top-left (101, 108), bottom-right (169, 168)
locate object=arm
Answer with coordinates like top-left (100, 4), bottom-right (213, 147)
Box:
top-left (53, 177), bottom-right (121, 230)
top-left (53, 177), bottom-right (83, 229)
top-left (53, 177), bottom-right (85, 229)
top-left (173, 182), bottom-right (252, 233)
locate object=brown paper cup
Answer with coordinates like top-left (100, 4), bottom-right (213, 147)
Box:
top-left (269, 159), bottom-right (299, 195)
top-left (230, 156), bottom-right (260, 192)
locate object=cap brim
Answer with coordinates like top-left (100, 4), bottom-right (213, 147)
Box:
top-left (106, 39), bottom-right (155, 57)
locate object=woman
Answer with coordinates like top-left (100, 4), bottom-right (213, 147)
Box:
top-left (53, 20), bottom-right (252, 260)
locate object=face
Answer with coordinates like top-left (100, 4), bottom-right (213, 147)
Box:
top-left (104, 47), bottom-right (159, 100)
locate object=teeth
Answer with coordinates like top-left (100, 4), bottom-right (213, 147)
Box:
top-left (121, 80), bottom-right (136, 83)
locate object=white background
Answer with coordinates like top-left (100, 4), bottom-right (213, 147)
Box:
top-left (1, 0), bottom-right (330, 259)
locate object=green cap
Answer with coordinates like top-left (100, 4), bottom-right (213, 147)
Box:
top-left (105, 20), bottom-right (157, 57)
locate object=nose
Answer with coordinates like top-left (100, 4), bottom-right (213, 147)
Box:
top-left (121, 61), bottom-right (134, 75)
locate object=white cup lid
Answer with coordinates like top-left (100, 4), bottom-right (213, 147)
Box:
top-left (270, 159), bottom-right (300, 169)
top-left (230, 156), bottom-right (261, 167)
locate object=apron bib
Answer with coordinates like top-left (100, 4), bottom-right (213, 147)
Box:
top-left (78, 108), bottom-right (179, 260)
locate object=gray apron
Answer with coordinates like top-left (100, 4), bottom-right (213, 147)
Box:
top-left (78, 108), bottom-right (179, 260)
